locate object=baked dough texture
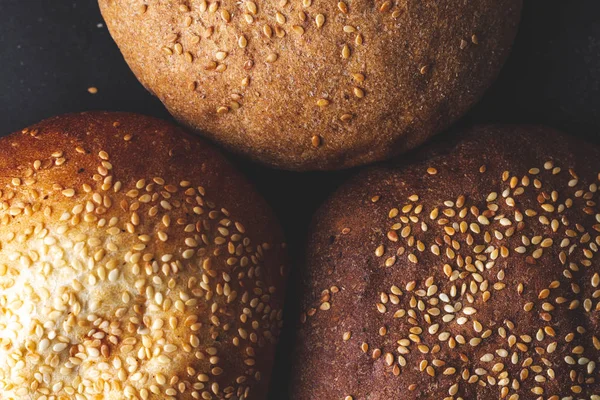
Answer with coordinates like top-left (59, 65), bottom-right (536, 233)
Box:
top-left (0, 112), bottom-right (286, 400)
top-left (292, 126), bottom-right (600, 398)
top-left (99, 0), bottom-right (522, 170)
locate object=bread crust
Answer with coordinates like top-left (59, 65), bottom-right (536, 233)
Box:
top-left (0, 112), bottom-right (286, 400)
top-left (99, 0), bottom-right (522, 170)
top-left (292, 126), bottom-right (600, 398)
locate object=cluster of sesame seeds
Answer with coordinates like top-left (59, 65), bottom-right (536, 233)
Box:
top-left (0, 124), bottom-right (285, 399)
top-left (302, 158), bottom-right (600, 398)
top-left (135, 0), bottom-right (471, 150)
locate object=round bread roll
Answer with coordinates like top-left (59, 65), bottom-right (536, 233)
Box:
top-left (98, 0), bottom-right (522, 170)
top-left (0, 112), bottom-right (287, 400)
top-left (291, 126), bottom-right (600, 398)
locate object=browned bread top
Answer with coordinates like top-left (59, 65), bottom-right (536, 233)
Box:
top-left (0, 112), bottom-right (286, 400)
top-left (292, 126), bottom-right (600, 399)
top-left (99, 0), bottom-right (522, 170)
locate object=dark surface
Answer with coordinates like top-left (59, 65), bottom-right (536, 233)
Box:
top-left (291, 125), bottom-right (600, 399)
top-left (1, 1), bottom-right (599, 398)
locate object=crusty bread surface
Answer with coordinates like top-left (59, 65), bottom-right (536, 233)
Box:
top-left (292, 126), bottom-right (600, 399)
top-left (99, 0), bottom-right (522, 170)
top-left (0, 112), bottom-right (286, 400)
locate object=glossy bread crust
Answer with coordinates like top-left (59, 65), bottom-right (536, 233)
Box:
top-left (292, 126), bottom-right (600, 398)
top-left (99, 0), bottom-right (522, 170)
top-left (0, 112), bottom-right (286, 400)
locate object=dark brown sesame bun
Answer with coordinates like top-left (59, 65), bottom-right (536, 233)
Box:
top-left (98, 0), bottom-right (522, 171)
top-left (291, 126), bottom-right (600, 399)
top-left (0, 112), bottom-right (286, 400)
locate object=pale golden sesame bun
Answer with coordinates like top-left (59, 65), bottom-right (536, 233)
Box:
top-left (291, 126), bottom-right (600, 399)
top-left (98, 0), bottom-right (522, 170)
top-left (0, 112), bottom-right (287, 400)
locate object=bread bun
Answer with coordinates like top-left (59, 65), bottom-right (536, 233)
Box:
top-left (0, 112), bottom-right (286, 400)
top-left (291, 126), bottom-right (600, 398)
top-left (98, 0), bottom-right (522, 170)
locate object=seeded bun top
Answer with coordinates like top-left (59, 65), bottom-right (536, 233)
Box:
top-left (98, 0), bottom-right (522, 170)
top-left (291, 126), bottom-right (600, 399)
top-left (0, 112), bottom-right (286, 400)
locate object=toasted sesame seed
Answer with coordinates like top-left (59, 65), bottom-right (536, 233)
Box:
top-left (246, 1), bottom-right (258, 14)
top-left (276, 12), bottom-right (286, 24)
top-left (352, 73), bottom-right (365, 82)
top-left (311, 135), bottom-right (322, 148)
top-left (221, 9), bottom-right (231, 22)
top-left (379, 1), bottom-right (391, 12)
top-left (315, 14), bottom-right (325, 28)
top-left (263, 24), bottom-right (273, 38)
top-left (342, 44), bottom-right (351, 59)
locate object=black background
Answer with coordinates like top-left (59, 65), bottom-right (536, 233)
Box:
top-left (1, 1), bottom-right (600, 398)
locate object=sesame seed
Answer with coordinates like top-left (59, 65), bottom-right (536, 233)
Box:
top-left (53, 343), bottom-right (68, 352)
top-left (246, 1), bottom-right (258, 14)
top-left (221, 9), bottom-right (231, 22)
top-left (62, 189), bottom-right (75, 197)
top-left (263, 24), bottom-right (273, 38)
top-left (317, 98), bottom-right (330, 107)
top-left (311, 135), bottom-right (322, 148)
top-left (342, 44), bottom-right (351, 59)
top-left (315, 14), bottom-right (325, 28)
top-left (352, 73), bottom-right (365, 82)
top-left (276, 12), bottom-right (286, 24)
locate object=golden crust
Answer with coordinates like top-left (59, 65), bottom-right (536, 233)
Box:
top-left (0, 112), bottom-right (286, 400)
top-left (98, 0), bottom-right (522, 170)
